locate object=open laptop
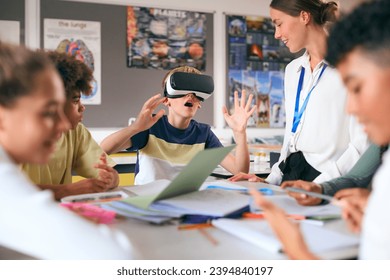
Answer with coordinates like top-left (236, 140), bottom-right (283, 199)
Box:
top-left (121, 145), bottom-right (235, 209)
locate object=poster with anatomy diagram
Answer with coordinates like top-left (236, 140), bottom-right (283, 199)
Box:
top-left (44, 18), bottom-right (101, 105)
top-left (227, 15), bottom-right (297, 128)
top-left (127, 6), bottom-right (207, 70)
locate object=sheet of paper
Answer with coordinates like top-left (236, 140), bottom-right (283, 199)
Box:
top-left (200, 180), bottom-right (285, 195)
top-left (122, 179), bottom-right (170, 196)
top-left (101, 204), bottom-right (173, 224)
top-left (151, 189), bottom-right (250, 216)
top-left (253, 195), bottom-right (342, 216)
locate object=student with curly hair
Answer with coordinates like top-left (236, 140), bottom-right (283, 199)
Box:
top-left (22, 51), bottom-right (119, 200)
top-left (0, 42), bottom-right (132, 259)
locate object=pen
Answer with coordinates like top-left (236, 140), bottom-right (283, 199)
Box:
top-left (98, 194), bottom-right (123, 200)
top-left (243, 212), bottom-right (305, 220)
top-left (198, 228), bottom-right (219, 246)
top-left (71, 197), bottom-right (96, 203)
top-left (178, 223), bottom-right (213, 230)
top-left (206, 185), bottom-right (273, 195)
top-left (259, 188), bottom-right (274, 195)
top-left (70, 194), bottom-right (123, 203)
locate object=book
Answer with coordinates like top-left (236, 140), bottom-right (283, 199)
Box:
top-left (109, 145), bottom-right (251, 221)
top-left (150, 188), bottom-right (249, 217)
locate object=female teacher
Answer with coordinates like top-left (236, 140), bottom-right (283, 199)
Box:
top-left (230, 0), bottom-right (369, 185)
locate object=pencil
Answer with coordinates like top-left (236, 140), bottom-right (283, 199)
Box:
top-left (178, 223), bottom-right (212, 230)
top-left (198, 228), bottom-right (219, 246)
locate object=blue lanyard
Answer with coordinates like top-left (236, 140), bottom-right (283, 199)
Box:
top-left (292, 64), bottom-right (327, 133)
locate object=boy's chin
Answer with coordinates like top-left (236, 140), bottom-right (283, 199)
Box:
top-left (70, 121), bottom-right (80, 129)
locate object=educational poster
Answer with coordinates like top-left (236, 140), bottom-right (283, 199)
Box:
top-left (227, 15), bottom-right (296, 128)
top-left (0, 20), bottom-right (20, 44)
top-left (44, 18), bottom-right (101, 105)
top-left (227, 70), bottom-right (258, 127)
top-left (268, 72), bottom-right (285, 127)
top-left (127, 6), bottom-right (207, 70)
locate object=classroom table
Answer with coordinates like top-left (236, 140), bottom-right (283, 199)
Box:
top-left (0, 206), bottom-right (359, 260)
top-left (114, 216), bottom-right (358, 260)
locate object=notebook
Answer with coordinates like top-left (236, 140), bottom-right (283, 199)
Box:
top-left (212, 218), bottom-right (360, 257)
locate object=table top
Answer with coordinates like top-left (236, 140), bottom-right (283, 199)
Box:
top-left (115, 216), bottom-right (358, 260)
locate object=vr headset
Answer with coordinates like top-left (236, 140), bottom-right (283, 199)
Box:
top-left (164, 72), bottom-right (214, 101)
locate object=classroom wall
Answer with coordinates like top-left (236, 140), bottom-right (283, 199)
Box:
top-left (40, 0), bottom-right (215, 128)
top-left (0, 0), bottom-right (25, 44)
top-left (2, 0), bottom-right (366, 143)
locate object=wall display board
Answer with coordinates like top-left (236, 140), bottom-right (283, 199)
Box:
top-left (127, 6), bottom-right (207, 71)
top-left (226, 15), bottom-right (296, 128)
top-left (41, 0), bottom-right (214, 127)
top-left (44, 18), bottom-right (101, 105)
top-left (0, 20), bottom-right (20, 44)
top-left (0, 0), bottom-right (24, 44)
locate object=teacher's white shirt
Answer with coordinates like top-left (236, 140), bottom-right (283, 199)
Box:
top-left (266, 52), bottom-right (369, 185)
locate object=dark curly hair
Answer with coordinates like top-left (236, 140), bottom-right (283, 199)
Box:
top-left (270, 0), bottom-right (338, 26)
top-left (0, 42), bottom-right (53, 108)
top-left (47, 51), bottom-right (93, 99)
top-left (326, 0), bottom-right (390, 67)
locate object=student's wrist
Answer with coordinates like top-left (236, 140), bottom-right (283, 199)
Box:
top-left (232, 130), bottom-right (247, 142)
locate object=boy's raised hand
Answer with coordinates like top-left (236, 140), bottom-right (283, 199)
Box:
top-left (132, 94), bottom-right (165, 131)
top-left (222, 90), bottom-right (256, 133)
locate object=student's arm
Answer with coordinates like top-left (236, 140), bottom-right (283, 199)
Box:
top-left (101, 94), bottom-right (165, 154)
top-left (280, 144), bottom-right (380, 206)
top-left (100, 125), bottom-right (141, 154)
top-left (221, 90), bottom-right (255, 174)
top-left (72, 125), bottom-right (119, 189)
top-left (37, 178), bottom-right (115, 201)
top-left (249, 188), bottom-right (318, 260)
top-left (36, 126), bottom-right (120, 200)
top-left (320, 143), bottom-right (380, 196)
top-left (314, 116), bottom-right (370, 183)
top-left (1, 167), bottom-right (133, 259)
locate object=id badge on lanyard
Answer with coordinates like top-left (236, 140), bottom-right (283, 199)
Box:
top-left (289, 64), bottom-right (327, 153)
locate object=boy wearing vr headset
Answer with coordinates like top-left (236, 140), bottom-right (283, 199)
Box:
top-left (101, 66), bottom-right (255, 185)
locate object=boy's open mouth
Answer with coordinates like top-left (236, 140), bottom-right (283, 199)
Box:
top-left (184, 102), bottom-right (193, 107)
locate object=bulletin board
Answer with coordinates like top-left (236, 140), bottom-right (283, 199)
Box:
top-left (226, 14), bottom-right (298, 128)
top-left (127, 6), bottom-right (207, 71)
top-left (40, 0), bottom-right (214, 128)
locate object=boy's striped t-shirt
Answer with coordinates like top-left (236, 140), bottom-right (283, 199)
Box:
top-left (128, 115), bottom-right (222, 185)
